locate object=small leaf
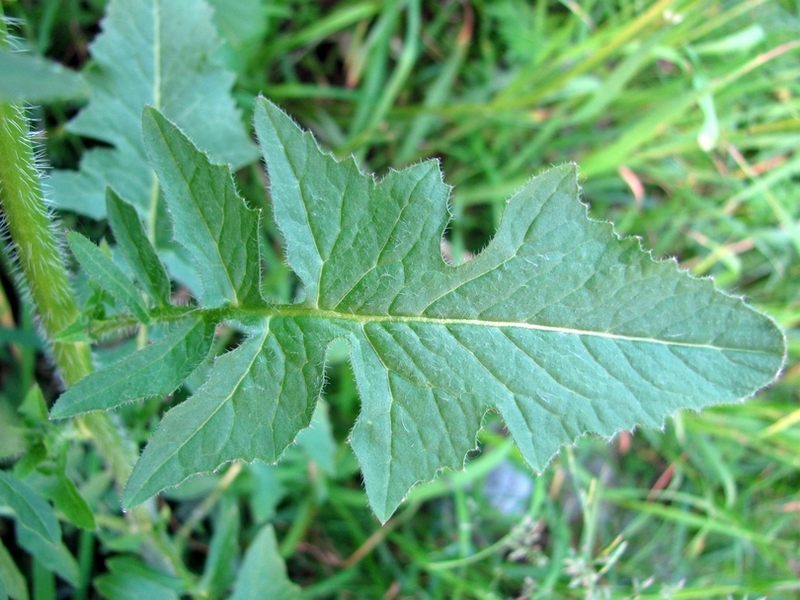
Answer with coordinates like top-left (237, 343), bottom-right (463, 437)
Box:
top-left (94, 574), bottom-right (178, 600)
top-left (0, 473), bottom-right (79, 585)
top-left (53, 317), bottom-right (92, 344)
top-left (94, 556), bottom-right (183, 600)
top-left (51, 317), bottom-right (214, 418)
top-left (49, 0), bottom-right (258, 220)
top-left (52, 476), bottom-right (96, 531)
top-left (296, 400), bottom-right (337, 475)
top-left (67, 232), bottom-right (151, 323)
top-left (196, 494), bottom-right (239, 599)
top-left (0, 472), bottom-right (60, 544)
top-left (229, 525), bottom-right (301, 600)
top-left (0, 50), bottom-right (88, 103)
top-left (18, 385), bottom-right (48, 426)
top-left (106, 188), bottom-right (171, 306)
top-left (0, 538), bottom-right (28, 600)
top-left (143, 107), bottom-right (263, 309)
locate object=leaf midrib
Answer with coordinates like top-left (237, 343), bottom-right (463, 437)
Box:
top-left (282, 308), bottom-right (771, 353)
top-left (147, 0), bottom-right (163, 242)
top-left (151, 304), bottom-right (773, 354)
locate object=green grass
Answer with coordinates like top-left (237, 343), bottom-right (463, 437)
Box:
top-left (1, 0), bottom-right (799, 598)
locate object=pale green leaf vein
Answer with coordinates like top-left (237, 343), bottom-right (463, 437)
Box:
top-left (148, 325), bottom-right (270, 483)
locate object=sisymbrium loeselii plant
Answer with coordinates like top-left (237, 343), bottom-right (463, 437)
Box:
top-left (0, 0), bottom-right (791, 597)
top-left (52, 101), bottom-right (785, 522)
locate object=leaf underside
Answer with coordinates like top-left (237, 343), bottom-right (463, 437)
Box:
top-left (49, 0), bottom-right (257, 221)
top-left (52, 317), bottom-right (215, 418)
top-left (56, 99), bottom-right (786, 523)
top-left (106, 188), bottom-right (172, 306)
top-left (0, 50), bottom-right (88, 103)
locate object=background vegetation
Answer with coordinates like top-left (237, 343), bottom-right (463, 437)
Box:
top-left (1, 0), bottom-right (799, 598)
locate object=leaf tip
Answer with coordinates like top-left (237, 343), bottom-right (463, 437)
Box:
top-left (48, 401), bottom-right (69, 420)
top-left (49, 389), bottom-right (94, 421)
top-left (121, 473), bottom-right (153, 511)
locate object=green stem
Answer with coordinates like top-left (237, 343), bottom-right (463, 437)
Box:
top-left (74, 529), bottom-right (95, 600)
top-left (0, 108), bottom-right (93, 385)
top-left (32, 557), bottom-right (56, 600)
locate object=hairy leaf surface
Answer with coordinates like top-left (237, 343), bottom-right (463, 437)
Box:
top-left (52, 317), bottom-right (214, 418)
top-left (106, 188), bottom-right (172, 306)
top-left (122, 319), bottom-right (339, 507)
top-left (143, 108), bottom-right (262, 308)
top-left (61, 100), bottom-right (784, 522)
top-left (252, 100), bottom-right (785, 520)
top-left (49, 0), bottom-right (257, 220)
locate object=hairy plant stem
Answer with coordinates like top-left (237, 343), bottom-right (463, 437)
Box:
top-left (0, 12), bottom-right (188, 581)
top-left (0, 103), bottom-right (139, 481)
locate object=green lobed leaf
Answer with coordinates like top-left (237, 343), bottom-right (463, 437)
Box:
top-left (229, 525), bottom-right (301, 600)
top-left (142, 107), bottom-right (263, 308)
top-left (0, 50), bottom-right (88, 103)
top-left (49, 0), bottom-right (258, 220)
top-left (258, 99), bottom-right (784, 520)
top-left (51, 317), bottom-right (215, 418)
top-left (106, 188), bottom-right (172, 306)
top-left (108, 101), bottom-right (783, 522)
top-left (67, 232), bottom-right (152, 323)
